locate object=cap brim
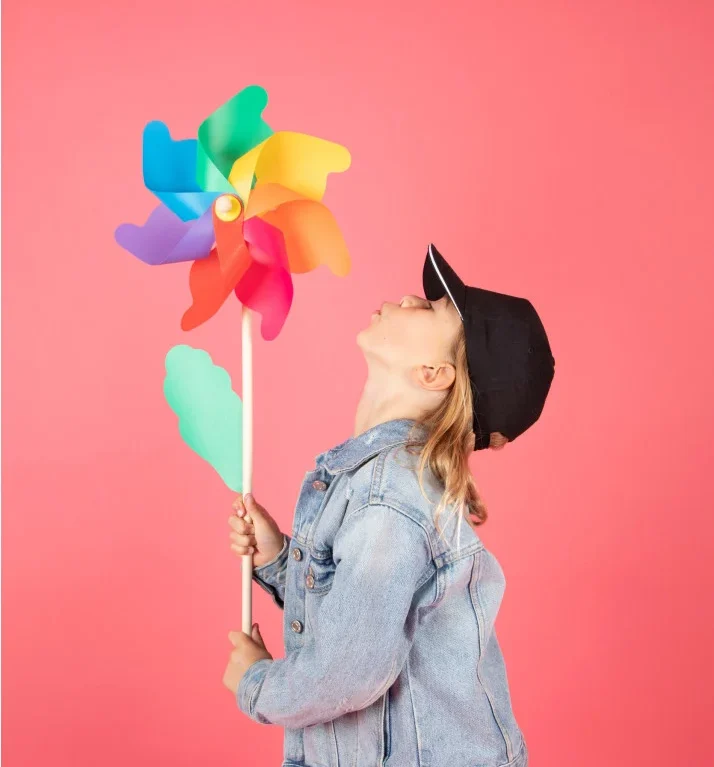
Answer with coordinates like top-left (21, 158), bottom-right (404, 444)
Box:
top-left (422, 243), bottom-right (466, 321)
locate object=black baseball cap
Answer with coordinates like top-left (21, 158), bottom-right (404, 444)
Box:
top-left (422, 243), bottom-right (555, 451)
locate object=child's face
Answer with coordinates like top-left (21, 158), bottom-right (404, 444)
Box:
top-left (357, 293), bottom-right (463, 389)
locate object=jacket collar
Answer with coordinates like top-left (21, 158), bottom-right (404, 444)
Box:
top-left (316, 417), bottom-right (429, 474)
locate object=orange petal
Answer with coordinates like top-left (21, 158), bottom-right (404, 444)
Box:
top-left (245, 183), bottom-right (304, 218)
top-left (181, 243), bottom-right (251, 330)
top-left (257, 200), bottom-right (350, 276)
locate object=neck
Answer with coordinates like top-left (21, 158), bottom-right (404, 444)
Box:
top-left (353, 364), bottom-right (430, 438)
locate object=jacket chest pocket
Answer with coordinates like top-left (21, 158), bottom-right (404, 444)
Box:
top-left (305, 552), bottom-right (336, 595)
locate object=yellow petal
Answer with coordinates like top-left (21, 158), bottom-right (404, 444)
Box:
top-left (229, 132), bottom-right (351, 203)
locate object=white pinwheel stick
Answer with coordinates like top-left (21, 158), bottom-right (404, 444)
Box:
top-left (241, 303), bottom-right (254, 634)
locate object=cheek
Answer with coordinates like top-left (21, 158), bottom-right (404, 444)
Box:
top-left (366, 316), bottom-right (407, 355)
top-left (363, 315), bottom-right (438, 364)
top-left (410, 318), bottom-right (450, 363)
top-left (389, 316), bottom-right (435, 358)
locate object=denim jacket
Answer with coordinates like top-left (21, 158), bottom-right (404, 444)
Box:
top-left (237, 418), bottom-right (529, 767)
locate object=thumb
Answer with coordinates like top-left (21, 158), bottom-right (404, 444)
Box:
top-left (251, 622), bottom-right (265, 646)
top-left (244, 493), bottom-right (267, 520)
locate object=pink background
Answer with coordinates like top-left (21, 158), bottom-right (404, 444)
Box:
top-left (3, 1), bottom-right (713, 765)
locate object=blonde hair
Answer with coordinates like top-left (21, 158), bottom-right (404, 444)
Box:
top-left (403, 325), bottom-right (509, 547)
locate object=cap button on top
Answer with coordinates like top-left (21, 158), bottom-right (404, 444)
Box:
top-left (291, 547), bottom-right (302, 561)
top-left (291, 620), bottom-right (303, 633)
top-left (312, 479), bottom-right (328, 491)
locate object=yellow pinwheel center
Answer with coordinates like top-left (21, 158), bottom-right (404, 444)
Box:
top-left (214, 194), bottom-right (243, 222)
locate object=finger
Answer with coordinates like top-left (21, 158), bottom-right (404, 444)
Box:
top-left (231, 543), bottom-right (255, 555)
top-left (229, 531), bottom-right (256, 547)
top-left (237, 495), bottom-right (254, 523)
top-left (228, 516), bottom-right (254, 533)
top-left (228, 629), bottom-right (250, 644)
top-left (232, 498), bottom-right (245, 517)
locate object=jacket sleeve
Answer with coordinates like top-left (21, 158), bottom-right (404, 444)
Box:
top-left (252, 532), bottom-right (291, 610)
top-left (237, 503), bottom-right (433, 727)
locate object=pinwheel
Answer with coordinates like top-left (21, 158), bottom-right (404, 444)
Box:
top-left (114, 85), bottom-right (351, 630)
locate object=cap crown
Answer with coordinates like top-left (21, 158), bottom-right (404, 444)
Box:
top-left (423, 244), bottom-right (555, 450)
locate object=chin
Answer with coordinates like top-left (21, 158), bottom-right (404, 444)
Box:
top-left (356, 324), bottom-right (378, 352)
top-left (356, 326), bottom-right (368, 349)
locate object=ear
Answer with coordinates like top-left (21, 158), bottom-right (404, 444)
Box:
top-left (417, 362), bottom-right (456, 392)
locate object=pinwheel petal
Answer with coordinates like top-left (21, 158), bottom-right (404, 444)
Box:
top-left (181, 194), bottom-right (295, 333)
top-left (244, 182), bottom-right (304, 218)
top-left (163, 344), bottom-right (243, 491)
top-left (243, 215), bottom-right (290, 270)
top-left (114, 204), bottom-right (216, 265)
top-left (258, 199), bottom-right (351, 276)
top-left (181, 243), bottom-right (252, 331)
top-left (142, 121), bottom-right (219, 221)
top-left (229, 131), bottom-right (351, 203)
top-left (196, 85), bottom-right (273, 197)
top-left (235, 218), bottom-right (293, 341)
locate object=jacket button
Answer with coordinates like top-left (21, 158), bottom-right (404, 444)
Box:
top-left (306, 574), bottom-right (315, 589)
top-left (312, 479), bottom-right (328, 491)
top-left (291, 547), bottom-right (302, 561)
top-left (291, 620), bottom-right (303, 633)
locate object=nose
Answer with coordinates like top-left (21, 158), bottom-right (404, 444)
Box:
top-left (399, 294), bottom-right (427, 308)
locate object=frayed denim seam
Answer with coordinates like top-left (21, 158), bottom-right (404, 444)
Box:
top-left (471, 552), bottom-right (514, 761)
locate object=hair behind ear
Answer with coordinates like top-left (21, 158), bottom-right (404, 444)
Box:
top-left (403, 327), bottom-right (507, 547)
top-left (488, 432), bottom-right (510, 450)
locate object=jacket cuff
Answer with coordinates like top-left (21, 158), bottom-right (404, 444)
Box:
top-left (236, 657), bottom-right (274, 724)
top-left (252, 533), bottom-right (290, 608)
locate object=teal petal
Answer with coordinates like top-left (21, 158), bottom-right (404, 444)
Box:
top-left (163, 345), bottom-right (243, 491)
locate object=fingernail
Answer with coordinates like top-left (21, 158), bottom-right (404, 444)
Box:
top-left (245, 493), bottom-right (253, 503)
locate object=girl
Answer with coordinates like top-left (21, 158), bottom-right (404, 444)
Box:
top-left (224, 244), bottom-right (555, 767)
